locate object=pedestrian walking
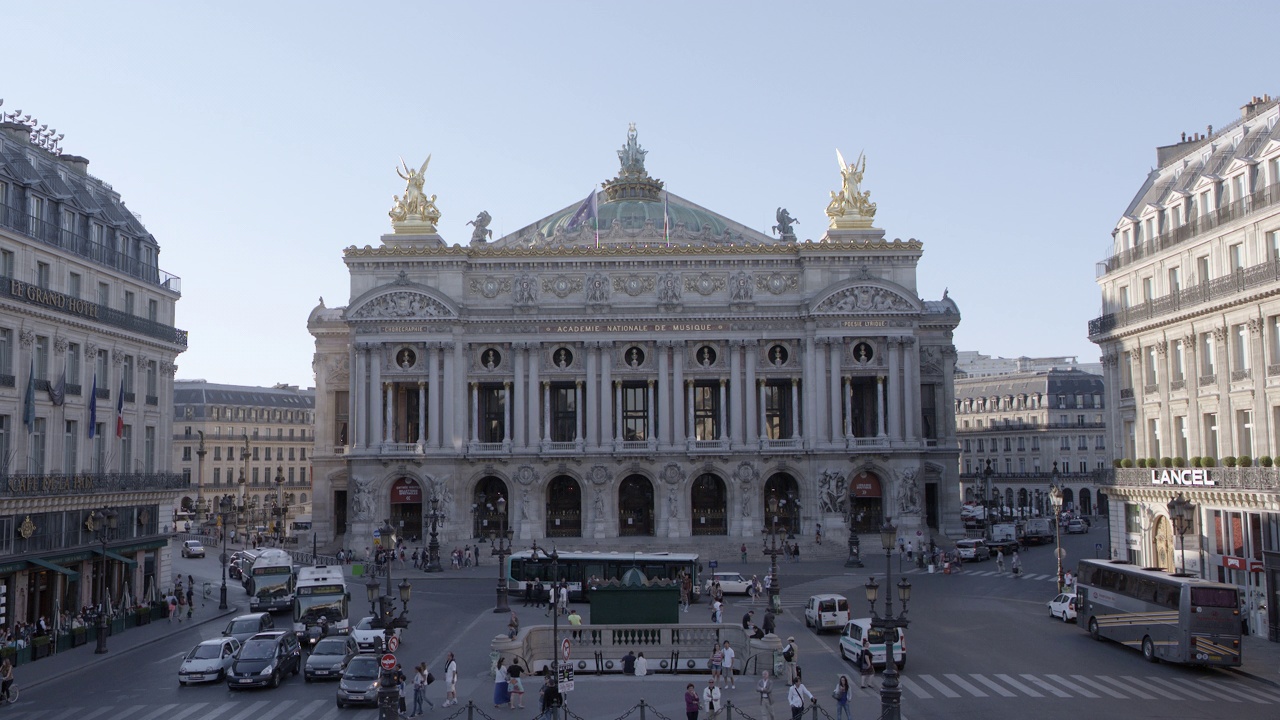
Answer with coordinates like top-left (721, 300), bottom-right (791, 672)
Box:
top-left (185, 586), bottom-right (194, 619)
top-left (763, 609), bottom-right (776, 636)
top-left (858, 639), bottom-right (874, 688)
top-left (833, 675), bottom-right (852, 720)
top-left (397, 665), bottom-right (409, 716)
top-left (508, 661), bottom-right (526, 708)
top-left (757, 670), bottom-right (775, 720)
top-left (787, 675), bottom-right (816, 720)
top-left (443, 652), bottom-right (458, 706)
top-left (721, 641), bottom-right (736, 689)
top-left (712, 599), bottom-right (723, 624)
top-left (680, 574), bottom-right (692, 613)
top-left (741, 543), bottom-right (748, 563)
top-left (1011, 551), bottom-right (1022, 577)
top-left (494, 657), bottom-right (510, 708)
top-left (557, 584), bottom-right (569, 616)
top-left (540, 673), bottom-right (563, 720)
top-left (996, 549), bottom-right (1005, 573)
top-left (782, 637), bottom-right (798, 683)
top-left (749, 576), bottom-right (761, 605)
top-left (709, 644), bottom-right (724, 687)
top-left (411, 662), bottom-right (432, 716)
top-left (684, 683), bottom-right (700, 720)
top-left (906, 540), bottom-right (914, 562)
top-left (702, 678), bottom-right (723, 720)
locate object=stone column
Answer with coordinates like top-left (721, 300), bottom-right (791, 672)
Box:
top-left (790, 379), bottom-right (800, 440)
top-left (730, 342), bottom-right (744, 446)
top-left (657, 342), bottom-right (671, 446)
top-left (718, 379), bottom-right (728, 443)
top-left (428, 344), bottom-right (441, 448)
top-left (575, 381), bottom-right (584, 443)
top-left (503, 382), bottom-right (512, 449)
top-left (842, 377), bottom-right (852, 438)
top-left (812, 338), bottom-right (827, 444)
top-left (383, 382), bottom-right (393, 444)
top-left (614, 382), bottom-right (623, 446)
top-left (513, 346), bottom-right (526, 448)
top-left (887, 340), bottom-right (901, 441)
top-left (601, 344), bottom-right (614, 447)
top-left (672, 344), bottom-right (686, 447)
top-left (1181, 339), bottom-right (1200, 457)
top-left (527, 343), bottom-right (540, 448)
top-left (745, 342), bottom-right (758, 447)
top-left (647, 380), bottom-right (657, 445)
top-left (803, 331), bottom-right (818, 449)
top-left (470, 383), bottom-right (479, 444)
top-left (543, 382), bottom-right (552, 445)
top-left (1250, 318), bottom-right (1270, 455)
top-left (686, 380), bottom-right (695, 444)
top-left (442, 341), bottom-right (458, 450)
top-left (585, 343), bottom-right (598, 448)
top-left (354, 344), bottom-right (368, 448)
top-left (828, 340), bottom-right (842, 443)
top-left (370, 345), bottom-right (383, 448)
top-left (417, 381), bottom-right (426, 445)
top-left (757, 380), bottom-right (767, 444)
top-left (877, 375), bottom-right (887, 437)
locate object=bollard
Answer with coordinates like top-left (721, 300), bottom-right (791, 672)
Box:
top-left (639, 698), bottom-right (647, 720)
top-left (466, 700), bottom-right (475, 720)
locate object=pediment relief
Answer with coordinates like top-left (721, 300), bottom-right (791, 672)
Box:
top-left (813, 285), bottom-right (918, 314)
top-left (348, 290), bottom-right (456, 320)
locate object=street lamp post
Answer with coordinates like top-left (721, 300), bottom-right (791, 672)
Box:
top-left (367, 526), bottom-right (412, 720)
top-left (1167, 493), bottom-right (1195, 575)
top-left (1049, 463), bottom-right (1064, 593)
top-left (491, 496), bottom-right (513, 613)
top-left (982, 460), bottom-right (994, 539)
top-left (845, 504), bottom-right (863, 568)
top-left (424, 494), bottom-right (443, 573)
top-left (219, 495), bottom-right (232, 609)
top-left (763, 513), bottom-right (783, 612)
top-left (195, 431), bottom-right (207, 527)
top-left (547, 546), bottom-right (561, 684)
top-left (273, 467), bottom-right (286, 546)
top-left (90, 508), bottom-right (119, 654)
top-left (238, 436), bottom-right (250, 543)
top-left (865, 520), bottom-right (911, 720)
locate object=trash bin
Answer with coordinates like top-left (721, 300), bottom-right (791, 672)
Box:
top-left (928, 564), bottom-right (935, 574)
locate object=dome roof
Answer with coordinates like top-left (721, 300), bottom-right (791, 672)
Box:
top-left (536, 193), bottom-right (732, 238)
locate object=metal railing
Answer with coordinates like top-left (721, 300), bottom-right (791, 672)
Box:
top-left (1089, 259), bottom-right (1280, 338)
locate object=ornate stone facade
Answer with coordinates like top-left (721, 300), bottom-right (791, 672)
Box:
top-left (309, 128), bottom-right (962, 553)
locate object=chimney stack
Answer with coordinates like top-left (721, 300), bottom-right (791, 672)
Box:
top-left (0, 121), bottom-right (30, 144)
top-left (58, 154), bottom-right (89, 175)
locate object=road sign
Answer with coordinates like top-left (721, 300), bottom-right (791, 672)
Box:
top-left (380, 653), bottom-right (397, 670)
top-left (708, 560), bottom-right (718, 569)
top-left (561, 638), bottom-right (571, 661)
top-left (557, 665), bottom-right (575, 693)
top-left (388, 635), bottom-right (400, 652)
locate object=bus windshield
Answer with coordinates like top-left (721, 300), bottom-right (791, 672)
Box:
top-left (296, 595), bottom-right (345, 625)
top-left (255, 575), bottom-right (292, 599)
top-left (1190, 587), bottom-right (1238, 608)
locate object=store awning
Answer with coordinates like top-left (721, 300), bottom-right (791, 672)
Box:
top-left (28, 557), bottom-right (80, 580)
top-left (94, 547), bottom-right (138, 568)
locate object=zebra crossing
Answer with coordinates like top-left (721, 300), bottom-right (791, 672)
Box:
top-left (0, 699), bottom-right (377, 720)
top-left (885, 672), bottom-right (1280, 703)
top-left (900, 567), bottom-right (1058, 582)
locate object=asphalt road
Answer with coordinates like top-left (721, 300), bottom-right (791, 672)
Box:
top-left (12, 528), bottom-right (1280, 720)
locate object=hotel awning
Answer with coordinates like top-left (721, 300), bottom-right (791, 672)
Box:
top-left (28, 557), bottom-right (80, 580)
top-left (93, 547), bottom-right (138, 568)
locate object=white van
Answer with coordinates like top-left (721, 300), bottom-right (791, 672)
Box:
top-left (804, 594), bottom-right (850, 633)
top-left (838, 618), bottom-right (906, 670)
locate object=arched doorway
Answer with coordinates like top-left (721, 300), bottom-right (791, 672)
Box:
top-left (847, 471), bottom-right (883, 533)
top-left (472, 476), bottom-right (509, 540)
top-left (546, 476), bottom-right (582, 538)
top-left (618, 475), bottom-right (654, 537)
top-left (763, 474), bottom-right (800, 535)
top-left (1079, 488), bottom-right (1092, 515)
top-left (690, 474), bottom-right (727, 536)
top-left (1153, 515), bottom-right (1173, 571)
top-left (390, 477), bottom-right (424, 542)
top-left (1061, 487), bottom-right (1075, 512)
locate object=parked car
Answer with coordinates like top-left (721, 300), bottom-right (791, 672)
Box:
top-left (305, 635), bottom-right (360, 682)
top-left (804, 594), bottom-right (850, 633)
top-left (351, 616), bottom-right (403, 653)
top-left (703, 572), bottom-right (752, 596)
top-left (227, 630), bottom-right (302, 689)
top-left (337, 654), bottom-right (382, 708)
top-left (181, 540), bottom-right (206, 558)
top-left (1048, 593), bottom-right (1077, 622)
top-left (1066, 519), bottom-right (1088, 534)
top-left (955, 539), bottom-right (991, 561)
top-left (222, 612), bottom-right (275, 645)
top-left (838, 618), bottom-right (906, 670)
top-left (178, 637), bottom-right (240, 685)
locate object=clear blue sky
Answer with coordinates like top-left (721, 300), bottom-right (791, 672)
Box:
top-left (5, 1), bottom-right (1278, 387)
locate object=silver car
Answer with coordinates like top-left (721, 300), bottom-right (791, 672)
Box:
top-left (178, 637), bottom-right (240, 685)
top-left (306, 635), bottom-right (359, 682)
top-left (337, 655), bottom-right (383, 708)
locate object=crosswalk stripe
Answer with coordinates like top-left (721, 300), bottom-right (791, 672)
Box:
top-left (293, 699), bottom-right (330, 718)
top-left (1202, 679), bottom-right (1275, 704)
top-left (135, 703), bottom-right (181, 720)
top-left (1070, 675), bottom-right (1128, 699)
top-left (103, 704), bottom-right (148, 720)
top-left (942, 674), bottom-right (986, 697)
top-left (1215, 681), bottom-right (1280, 703)
top-left (1148, 676), bottom-right (1238, 703)
top-left (255, 699), bottom-right (303, 720)
top-left (1122, 676), bottom-right (1202, 701)
top-left (896, 676), bottom-right (932, 699)
top-left (1097, 676), bottom-right (1156, 700)
top-left (225, 700), bottom-right (273, 720)
top-left (72, 707), bottom-right (114, 720)
top-left (994, 674), bottom-right (1042, 697)
top-left (1044, 674), bottom-right (1098, 698)
top-left (167, 702), bottom-right (210, 720)
top-left (43, 708), bottom-right (84, 720)
top-left (1021, 674), bottom-right (1071, 698)
top-left (969, 674), bottom-right (1016, 697)
top-left (918, 675), bottom-right (961, 698)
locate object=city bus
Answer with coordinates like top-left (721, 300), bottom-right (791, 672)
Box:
top-left (1076, 559), bottom-right (1241, 666)
top-left (504, 549), bottom-right (702, 601)
top-left (247, 548), bottom-right (296, 613)
top-left (293, 565), bottom-right (350, 636)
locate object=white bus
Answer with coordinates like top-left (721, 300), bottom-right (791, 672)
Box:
top-left (504, 549), bottom-right (702, 601)
top-left (1076, 559), bottom-right (1241, 666)
top-left (247, 548), bottom-right (295, 613)
top-left (293, 565), bottom-right (350, 635)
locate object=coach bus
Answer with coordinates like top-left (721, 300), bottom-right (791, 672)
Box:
top-left (504, 549), bottom-right (702, 601)
top-left (293, 565), bottom-right (349, 636)
top-left (1076, 559), bottom-right (1241, 666)
top-left (247, 548), bottom-right (296, 613)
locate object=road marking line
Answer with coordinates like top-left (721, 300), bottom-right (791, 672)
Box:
top-left (43, 708), bottom-right (85, 720)
top-left (308, 704), bottom-right (345, 720)
top-left (155, 651), bottom-right (188, 664)
top-left (1070, 675), bottom-right (1127, 699)
top-left (896, 676), bottom-right (932, 699)
top-left (72, 706), bottom-right (115, 720)
top-left (1213, 681), bottom-right (1280, 702)
top-left (1201, 679), bottom-right (1275, 704)
top-left (994, 674), bottom-right (1042, 697)
top-left (1097, 676), bottom-right (1156, 700)
top-left (1148, 676), bottom-right (1238, 702)
top-left (134, 704), bottom-right (181, 720)
top-left (1044, 674), bottom-right (1099, 698)
top-left (255, 699), bottom-right (304, 720)
top-left (942, 674), bottom-right (987, 697)
top-left (224, 699), bottom-right (273, 720)
top-left (102, 704), bottom-right (148, 720)
top-left (969, 674), bottom-right (1016, 697)
top-left (1021, 674), bottom-right (1071, 698)
top-left (917, 675), bottom-right (960, 698)
top-left (292, 700), bottom-right (330, 718)
top-left (1120, 676), bottom-right (1200, 701)
top-left (186, 699), bottom-right (239, 720)
top-left (166, 702), bottom-right (210, 720)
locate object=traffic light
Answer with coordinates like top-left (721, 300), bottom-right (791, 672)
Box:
top-left (0, 584), bottom-right (8, 626)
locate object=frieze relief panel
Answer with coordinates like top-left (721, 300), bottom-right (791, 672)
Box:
top-left (814, 286), bottom-right (915, 313)
top-left (350, 292), bottom-right (453, 319)
top-left (469, 276), bottom-right (512, 299)
top-left (685, 273), bottom-right (726, 296)
top-left (756, 272), bottom-right (798, 295)
top-left (613, 274), bottom-right (655, 297)
top-left (543, 275), bottom-right (584, 299)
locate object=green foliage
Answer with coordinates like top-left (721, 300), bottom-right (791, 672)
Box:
top-left (1112, 459), bottom-right (1123, 468)
top-left (1260, 456), bottom-right (1274, 468)
top-left (1223, 456), bottom-right (1237, 468)
top-left (1190, 456), bottom-right (1202, 468)
top-left (1160, 457), bottom-right (1173, 468)
top-left (1239, 456), bottom-right (1253, 467)
top-left (1121, 458), bottom-right (1135, 468)
top-left (1203, 457), bottom-right (1217, 467)
top-left (1173, 457), bottom-right (1186, 468)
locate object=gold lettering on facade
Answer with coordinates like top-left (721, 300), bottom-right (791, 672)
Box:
top-left (8, 280), bottom-right (99, 320)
